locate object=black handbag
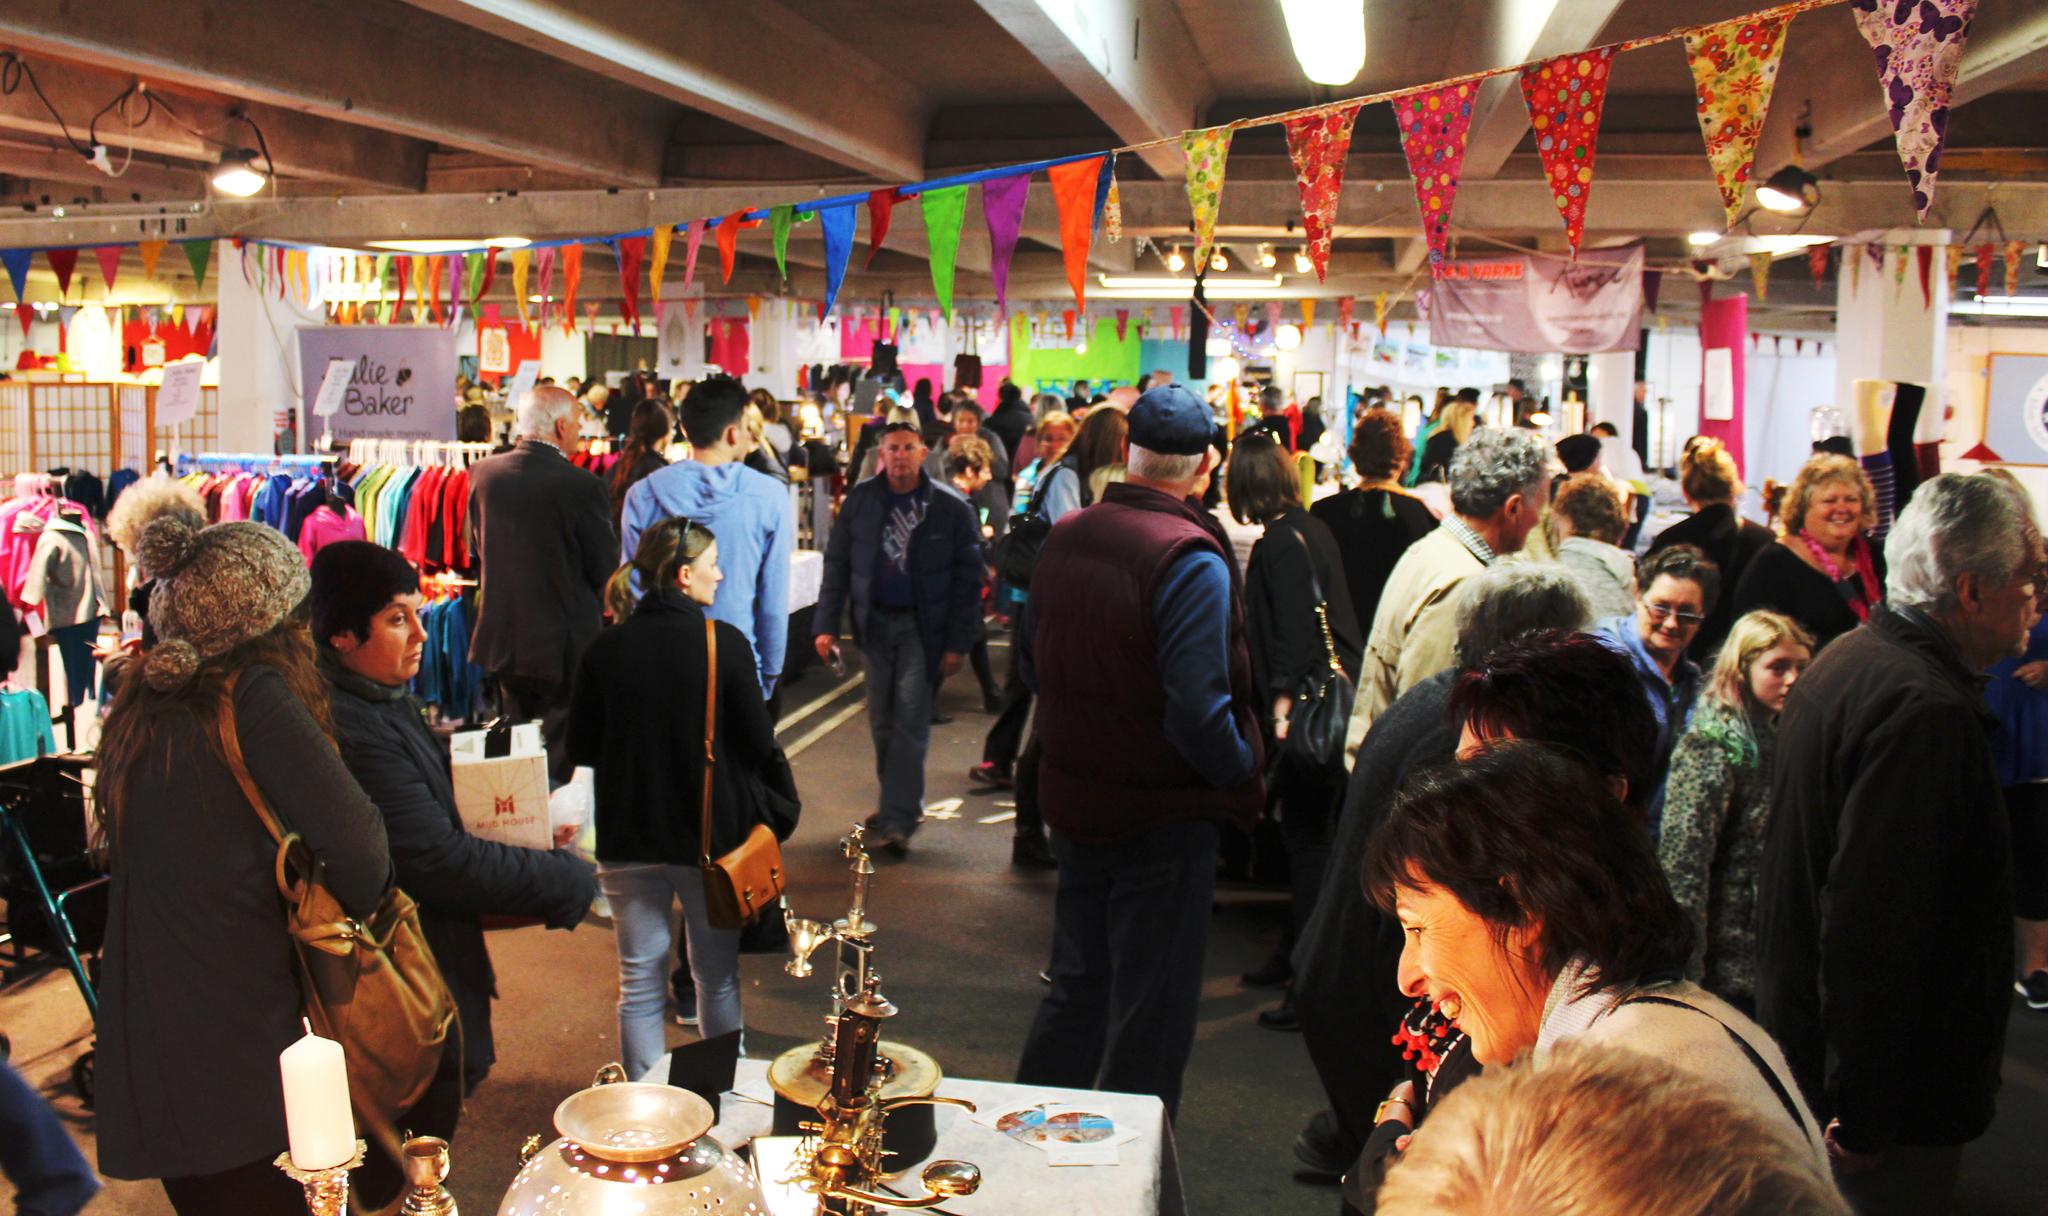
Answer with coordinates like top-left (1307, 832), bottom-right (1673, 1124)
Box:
top-left (994, 456), bottom-right (1073, 591)
top-left (1280, 527), bottom-right (1355, 772)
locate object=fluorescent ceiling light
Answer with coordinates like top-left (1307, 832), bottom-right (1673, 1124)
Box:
top-left (211, 149), bottom-right (267, 197)
top-left (1687, 231), bottom-right (1721, 248)
top-left (1094, 273), bottom-right (1288, 301)
top-left (1745, 235), bottom-right (1832, 257)
top-left (367, 237), bottom-right (531, 253)
top-left (1281, 0), bottom-right (1366, 86)
top-left (1952, 296), bottom-right (2048, 318)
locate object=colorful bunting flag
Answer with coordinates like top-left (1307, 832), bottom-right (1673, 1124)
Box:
top-left (1302, 300), bottom-right (1316, 328)
top-left (1284, 104), bottom-right (1363, 282)
top-left (1846, 245), bottom-right (1861, 296)
top-left (1916, 245), bottom-right (1934, 308)
top-left (1892, 245), bottom-right (1908, 293)
top-left (1519, 47), bottom-right (1616, 255)
top-left (0, 249), bottom-right (28, 301)
top-left (15, 303), bottom-right (28, 338)
top-left (615, 236), bottom-right (647, 333)
top-left (94, 246), bottom-right (122, 293)
top-left (866, 189), bottom-right (897, 269)
top-left (716, 211), bottom-right (744, 284)
top-left (982, 174), bottom-right (1030, 313)
top-left (2005, 240), bottom-right (2024, 295)
top-left (1048, 155), bottom-right (1108, 310)
top-left (1943, 243), bottom-right (1963, 299)
top-left (463, 252), bottom-right (486, 312)
top-left (1104, 179), bottom-right (1123, 243)
top-left (647, 227), bottom-right (673, 320)
top-left (769, 204), bottom-right (796, 282)
top-left (46, 249), bottom-right (77, 299)
top-left (1338, 296), bottom-right (1354, 332)
top-left (1373, 291), bottom-right (1389, 336)
top-left (1062, 309), bottom-right (1075, 342)
top-left (1683, 14), bottom-right (1790, 230)
top-left (510, 249), bottom-right (531, 331)
top-left (1807, 243), bottom-right (1830, 286)
top-left (393, 255), bottom-right (412, 322)
top-left (819, 204), bottom-right (856, 317)
top-left (682, 220), bottom-right (705, 290)
top-left (561, 244), bottom-right (583, 331)
top-left (1181, 125), bottom-right (1234, 274)
top-left (136, 239), bottom-right (165, 282)
top-left (1115, 309), bottom-right (1129, 341)
top-left (426, 256), bottom-right (446, 324)
top-left (1850, 0), bottom-right (1976, 218)
top-left (920, 185), bottom-right (968, 319)
top-left (1393, 82), bottom-right (1477, 269)
top-left (1750, 251), bottom-right (1771, 301)
top-left (183, 239), bottom-right (211, 290)
top-left (1974, 243), bottom-right (1994, 297)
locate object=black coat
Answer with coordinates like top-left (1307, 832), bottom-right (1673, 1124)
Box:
top-left (1756, 606), bottom-right (2012, 1153)
top-left (1646, 502), bottom-right (1775, 659)
top-left (1732, 539), bottom-right (1887, 654)
top-left (816, 473), bottom-right (986, 674)
top-left (467, 440), bottom-right (617, 685)
top-left (568, 591), bottom-right (787, 865)
top-left (1310, 487), bottom-right (1437, 638)
top-left (1244, 508), bottom-right (1363, 699)
top-left (323, 659), bottom-right (596, 1088)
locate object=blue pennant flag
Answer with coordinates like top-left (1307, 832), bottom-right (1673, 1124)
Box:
top-left (1090, 152), bottom-right (1117, 240)
top-left (0, 248), bottom-right (30, 302)
top-left (819, 205), bottom-right (856, 316)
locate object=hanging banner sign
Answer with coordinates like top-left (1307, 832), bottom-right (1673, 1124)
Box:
top-left (311, 357), bottom-right (355, 418)
top-left (296, 325), bottom-right (458, 442)
top-left (503, 360), bottom-right (541, 413)
top-left (1426, 244), bottom-right (1644, 354)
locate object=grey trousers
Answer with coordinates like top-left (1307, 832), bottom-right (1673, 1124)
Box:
top-left (861, 607), bottom-right (930, 836)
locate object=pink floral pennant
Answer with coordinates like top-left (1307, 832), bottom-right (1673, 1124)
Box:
top-left (1392, 82), bottom-right (1477, 271)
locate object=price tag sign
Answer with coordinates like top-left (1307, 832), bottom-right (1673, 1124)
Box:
top-left (156, 360), bottom-right (204, 427)
top-left (504, 360), bottom-right (540, 410)
top-left (312, 357), bottom-right (354, 418)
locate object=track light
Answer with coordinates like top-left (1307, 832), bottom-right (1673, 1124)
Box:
top-left (212, 149), bottom-right (267, 197)
top-left (1166, 246), bottom-right (1187, 273)
top-left (1210, 249), bottom-right (1230, 272)
top-left (1292, 249), bottom-right (1314, 274)
top-left (1257, 243), bottom-right (1278, 269)
top-left (1755, 164), bottom-right (1818, 214)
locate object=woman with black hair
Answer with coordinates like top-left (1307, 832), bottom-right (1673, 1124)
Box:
top-left (608, 398), bottom-right (674, 527)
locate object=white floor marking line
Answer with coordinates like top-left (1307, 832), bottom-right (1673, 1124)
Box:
top-left (776, 672), bottom-right (865, 732)
top-left (784, 698), bottom-right (870, 758)
top-left (977, 811), bottom-right (1017, 825)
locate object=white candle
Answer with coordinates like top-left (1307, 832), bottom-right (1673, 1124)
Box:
top-left (279, 1022), bottom-right (356, 1170)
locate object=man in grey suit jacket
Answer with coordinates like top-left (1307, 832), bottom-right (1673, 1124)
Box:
top-left (468, 384), bottom-right (616, 779)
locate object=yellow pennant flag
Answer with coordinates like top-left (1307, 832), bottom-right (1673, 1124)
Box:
top-left (1750, 252), bottom-right (1772, 302)
top-left (511, 248), bottom-right (532, 331)
top-left (648, 226), bottom-right (674, 308)
top-left (1300, 299), bottom-right (1316, 328)
top-left (410, 256), bottom-right (430, 322)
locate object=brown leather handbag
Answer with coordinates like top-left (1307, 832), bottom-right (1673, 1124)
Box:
top-left (697, 619), bottom-right (786, 928)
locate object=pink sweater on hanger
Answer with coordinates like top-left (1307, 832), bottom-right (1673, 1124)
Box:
top-left (297, 504), bottom-right (366, 565)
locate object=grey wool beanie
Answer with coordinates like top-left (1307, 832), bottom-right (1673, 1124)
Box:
top-left (139, 516), bottom-right (311, 691)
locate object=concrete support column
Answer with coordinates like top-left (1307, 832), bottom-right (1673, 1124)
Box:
top-left (216, 239), bottom-right (321, 453)
top-left (749, 299), bottom-right (801, 397)
top-left (1834, 229), bottom-right (1951, 434)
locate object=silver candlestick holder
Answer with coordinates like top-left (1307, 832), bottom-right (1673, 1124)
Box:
top-left (274, 1141), bottom-right (366, 1216)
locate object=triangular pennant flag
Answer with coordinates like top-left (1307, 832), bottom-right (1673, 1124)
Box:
top-left (1338, 296), bottom-right (1355, 330)
top-left (1850, 0), bottom-right (1976, 218)
top-left (1168, 306), bottom-right (1184, 340)
top-left (1749, 251), bottom-right (1772, 301)
top-left (682, 220), bottom-right (705, 290)
top-left (94, 246), bottom-right (122, 293)
top-left (1974, 243), bottom-right (1994, 297)
top-left (511, 249), bottom-right (532, 331)
top-left (1115, 309), bottom-right (1129, 341)
top-left (1062, 309), bottom-right (1076, 342)
top-left (748, 295), bottom-right (761, 324)
top-left (1090, 154), bottom-right (1116, 240)
top-left (1302, 300), bottom-right (1316, 328)
top-left (1683, 14), bottom-right (1790, 230)
top-left (393, 255), bottom-right (412, 322)
top-left (715, 211), bottom-right (745, 284)
top-left (1104, 179), bottom-right (1123, 243)
top-left (1373, 291), bottom-right (1389, 336)
top-left (46, 249), bottom-right (77, 299)
top-left (1392, 83), bottom-right (1474, 270)
top-left (182, 239), bottom-right (211, 290)
top-left (1519, 47), bottom-right (1616, 255)
top-left (616, 236), bottom-right (647, 333)
top-left (1847, 245), bottom-right (1862, 295)
top-left (981, 173), bottom-right (1031, 314)
top-left (1181, 125), bottom-right (1234, 273)
top-left (14, 302), bottom-right (29, 338)
top-left (463, 252), bottom-right (486, 312)
top-left (561, 244), bottom-right (583, 331)
top-left (1284, 103), bottom-right (1363, 281)
top-left (1265, 301), bottom-right (1283, 330)
top-left (0, 248), bottom-right (29, 301)
top-left (137, 239), bottom-right (165, 282)
top-left (920, 185), bottom-right (969, 319)
top-left (1944, 244), bottom-right (1964, 298)
top-left (427, 255), bottom-right (447, 324)
top-left (1774, 336), bottom-right (1783, 355)
top-left (865, 189), bottom-right (897, 269)
top-left (769, 204), bottom-right (796, 283)
top-left (1892, 245), bottom-right (1909, 292)
top-left (1916, 245), bottom-right (1934, 308)
top-left (818, 204), bottom-right (856, 317)
top-left (1961, 440), bottom-right (2002, 462)
top-left (649, 225), bottom-right (674, 308)
top-left (2004, 240), bottom-right (2024, 295)
top-left (532, 247), bottom-right (555, 325)
top-left (1808, 243), bottom-right (1831, 286)
top-left (1795, 337), bottom-right (1804, 354)
top-left (1047, 156), bottom-right (1107, 311)
top-left (1644, 270), bottom-right (1663, 314)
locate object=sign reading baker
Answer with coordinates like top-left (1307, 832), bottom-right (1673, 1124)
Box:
top-left (295, 325), bottom-right (458, 444)
top-left (1427, 244), bottom-right (1645, 355)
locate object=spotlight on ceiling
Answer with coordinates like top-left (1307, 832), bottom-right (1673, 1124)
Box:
top-left (1166, 246), bottom-right (1187, 273)
top-left (1281, 0), bottom-right (1366, 86)
top-left (1211, 249), bottom-right (1230, 272)
top-left (1275, 323), bottom-right (1303, 352)
top-left (1257, 243), bottom-right (1278, 269)
top-left (211, 149), bottom-right (268, 197)
top-left (1755, 164), bottom-right (1819, 214)
top-left (1687, 231), bottom-right (1722, 248)
top-left (1292, 249), bottom-right (1314, 274)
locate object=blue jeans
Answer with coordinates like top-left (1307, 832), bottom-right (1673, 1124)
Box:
top-left (1015, 819), bottom-right (1220, 1120)
top-left (861, 607), bottom-right (930, 836)
top-left (598, 863), bottom-right (742, 1080)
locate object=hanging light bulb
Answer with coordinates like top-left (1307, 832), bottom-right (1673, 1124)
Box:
top-left (1276, 324), bottom-right (1303, 352)
top-left (1280, 0), bottom-right (1366, 86)
top-left (1166, 246), bottom-right (1187, 273)
top-left (1211, 248), bottom-right (1230, 272)
top-left (1292, 248), bottom-right (1314, 274)
top-left (211, 149), bottom-right (268, 197)
top-left (1257, 243), bottom-right (1278, 269)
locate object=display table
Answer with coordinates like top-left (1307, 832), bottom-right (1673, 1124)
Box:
top-left (659, 1055), bottom-right (1187, 1216)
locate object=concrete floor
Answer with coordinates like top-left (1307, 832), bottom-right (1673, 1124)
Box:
top-left (4, 648), bottom-right (2047, 1214)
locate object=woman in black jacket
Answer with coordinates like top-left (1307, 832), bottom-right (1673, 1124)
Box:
top-left (570, 515), bottom-right (789, 1080)
top-left (1645, 437), bottom-right (1775, 659)
top-left (1310, 407), bottom-right (1436, 637)
top-left (309, 543), bottom-right (596, 1202)
top-left (1228, 432), bottom-right (1363, 1026)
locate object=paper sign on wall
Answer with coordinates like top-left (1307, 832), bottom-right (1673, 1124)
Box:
top-left (1703, 348), bottom-right (1735, 421)
top-left (479, 325), bottom-right (511, 374)
top-left (156, 360), bottom-right (204, 427)
top-left (503, 360), bottom-right (540, 412)
top-left (312, 357), bottom-right (354, 418)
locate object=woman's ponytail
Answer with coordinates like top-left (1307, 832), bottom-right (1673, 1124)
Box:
top-left (604, 561), bottom-right (640, 623)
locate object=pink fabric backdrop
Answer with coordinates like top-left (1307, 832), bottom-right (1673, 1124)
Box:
top-left (836, 318), bottom-right (1006, 408)
top-left (1697, 293), bottom-right (1748, 472)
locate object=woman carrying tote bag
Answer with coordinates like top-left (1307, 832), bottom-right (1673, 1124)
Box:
top-left (570, 515), bottom-right (792, 1080)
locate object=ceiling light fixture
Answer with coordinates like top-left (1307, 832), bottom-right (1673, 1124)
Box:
top-left (1755, 164), bottom-right (1819, 213)
top-left (1166, 246), bottom-right (1187, 273)
top-left (1211, 249), bottom-right (1230, 272)
top-left (1257, 243), bottom-right (1278, 269)
top-left (211, 149), bottom-right (268, 197)
top-left (1280, 0), bottom-right (1366, 86)
top-left (1275, 323), bottom-right (1303, 352)
top-left (1687, 231), bottom-right (1721, 248)
top-left (1292, 249), bottom-right (1314, 274)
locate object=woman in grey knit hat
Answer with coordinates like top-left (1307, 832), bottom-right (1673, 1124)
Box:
top-left (93, 515), bottom-right (395, 1214)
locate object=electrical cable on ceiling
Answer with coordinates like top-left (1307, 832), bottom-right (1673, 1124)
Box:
top-left (0, 52), bottom-right (95, 158)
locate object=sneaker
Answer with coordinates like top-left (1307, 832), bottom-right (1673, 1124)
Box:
top-left (968, 762), bottom-right (1013, 791)
top-left (1257, 1002), bottom-right (1302, 1033)
top-left (930, 708), bottom-right (954, 725)
top-left (1292, 1108), bottom-right (1359, 1179)
top-left (2017, 970), bottom-right (2048, 1011)
top-left (871, 830), bottom-right (911, 860)
top-left (1011, 833), bottom-right (1057, 870)
top-left (671, 991), bottom-right (699, 1028)
top-left (1240, 953), bottom-right (1292, 990)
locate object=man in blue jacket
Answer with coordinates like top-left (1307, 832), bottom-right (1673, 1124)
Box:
top-left (622, 375), bottom-right (795, 699)
top-left (814, 422), bottom-right (986, 857)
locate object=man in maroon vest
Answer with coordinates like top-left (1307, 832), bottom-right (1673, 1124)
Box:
top-left (1014, 383), bottom-right (1265, 1118)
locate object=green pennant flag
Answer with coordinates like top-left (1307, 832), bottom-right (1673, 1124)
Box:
top-left (182, 239), bottom-right (212, 290)
top-left (463, 251), bottom-right (486, 310)
top-left (770, 204), bottom-right (796, 283)
top-left (919, 185), bottom-right (968, 319)
top-left (372, 253), bottom-right (392, 322)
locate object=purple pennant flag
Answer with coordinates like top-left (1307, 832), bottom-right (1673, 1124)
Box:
top-left (982, 174), bottom-right (1030, 314)
top-left (1850, 0), bottom-right (1977, 218)
top-left (1643, 269), bottom-right (1662, 315)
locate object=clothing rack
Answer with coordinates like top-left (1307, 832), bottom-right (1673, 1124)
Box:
top-left (181, 452), bottom-right (338, 473)
top-left (345, 438), bottom-right (495, 469)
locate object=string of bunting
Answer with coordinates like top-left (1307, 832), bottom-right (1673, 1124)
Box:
top-left (0, 0), bottom-right (1991, 340)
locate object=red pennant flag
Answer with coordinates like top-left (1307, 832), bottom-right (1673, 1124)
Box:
top-left (1115, 309), bottom-right (1129, 341)
top-left (1916, 246), bottom-right (1934, 309)
top-left (1168, 305), bottom-right (1184, 341)
top-left (1393, 83), bottom-right (1477, 271)
top-left (615, 236), bottom-right (647, 333)
top-left (477, 250), bottom-right (497, 312)
top-left (94, 246), bottom-right (122, 293)
top-left (716, 212), bottom-right (745, 283)
top-left (1808, 244), bottom-right (1831, 287)
top-left (393, 255), bottom-right (411, 321)
top-left (865, 190), bottom-right (897, 270)
top-left (15, 302), bottom-right (29, 338)
top-left (1975, 243), bottom-right (1994, 298)
top-left (1795, 337), bottom-right (1805, 355)
top-left (1283, 103), bottom-right (1364, 282)
top-left (46, 249), bottom-right (77, 299)
top-left (1062, 309), bottom-right (1076, 342)
top-left (1519, 47), bottom-right (1616, 255)
top-left (1047, 155), bottom-right (1108, 310)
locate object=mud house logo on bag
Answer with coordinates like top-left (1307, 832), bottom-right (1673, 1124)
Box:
top-left (296, 325), bottom-right (458, 443)
top-left (494, 795), bottom-right (516, 817)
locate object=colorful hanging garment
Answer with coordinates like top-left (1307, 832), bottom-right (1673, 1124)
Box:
top-left (1519, 47), bottom-right (1616, 256)
top-left (1393, 82), bottom-right (1478, 269)
top-left (866, 189), bottom-right (898, 269)
top-left (1684, 14), bottom-right (1791, 230)
top-left (920, 185), bottom-right (968, 319)
top-left (981, 174), bottom-right (1030, 314)
top-left (1047, 155), bottom-right (1109, 310)
top-left (1181, 125), bottom-right (1234, 274)
top-left (1284, 103), bottom-right (1363, 282)
top-left (1850, 0), bottom-right (1977, 218)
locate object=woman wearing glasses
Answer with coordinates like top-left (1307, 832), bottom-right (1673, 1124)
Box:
top-left (570, 515), bottom-right (797, 1079)
top-left (1594, 544), bottom-right (1720, 829)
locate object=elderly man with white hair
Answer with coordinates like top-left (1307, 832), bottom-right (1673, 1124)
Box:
top-left (1758, 472), bottom-right (2043, 1216)
top-left (467, 383), bottom-right (617, 779)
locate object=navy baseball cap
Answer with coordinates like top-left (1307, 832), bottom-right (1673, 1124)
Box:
top-left (1127, 384), bottom-right (1214, 456)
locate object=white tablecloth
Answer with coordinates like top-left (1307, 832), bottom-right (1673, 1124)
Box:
top-left (672, 1056), bottom-right (1185, 1216)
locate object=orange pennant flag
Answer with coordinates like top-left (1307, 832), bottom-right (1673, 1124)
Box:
top-left (1047, 154), bottom-right (1109, 310)
top-left (1301, 300), bottom-right (1316, 328)
top-left (716, 212), bottom-right (746, 284)
top-left (561, 244), bottom-right (583, 332)
top-left (137, 239), bottom-right (166, 281)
